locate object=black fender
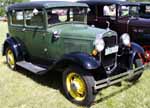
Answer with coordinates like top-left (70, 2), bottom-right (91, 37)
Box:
top-left (131, 42), bottom-right (144, 64)
top-left (3, 35), bottom-right (23, 61)
top-left (53, 52), bottom-right (101, 70)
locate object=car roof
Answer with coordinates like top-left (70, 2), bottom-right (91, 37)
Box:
top-left (7, 1), bottom-right (88, 11)
top-left (138, 2), bottom-right (150, 6)
top-left (77, 0), bottom-right (139, 6)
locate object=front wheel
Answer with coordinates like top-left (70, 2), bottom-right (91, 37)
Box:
top-left (62, 66), bottom-right (95, 106)
top-left (127, 56), bottom-right (144, 82)
top-left (5, 47), bottom-right (16, 70)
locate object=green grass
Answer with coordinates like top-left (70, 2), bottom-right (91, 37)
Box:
top-left (0, 22), bottom-right (150, 108)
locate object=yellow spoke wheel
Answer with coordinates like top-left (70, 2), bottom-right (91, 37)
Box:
top-left (66, 72), bottom-right (86, 101)
top-left (63, 66), bottom-right (95, 106)
top-left (6, 48), bottom-right (16, 69)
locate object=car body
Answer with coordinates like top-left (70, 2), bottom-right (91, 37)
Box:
top-left (138, 2), bottom-right (150, 62)
top-left (2, 1), bottom-right (144, 106)
top-left (78, 0), bottom-right (150, 63)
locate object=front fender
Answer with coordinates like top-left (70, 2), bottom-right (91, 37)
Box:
top-left (131, 42), bottom-right (144, 55)
top-left (55, 52), bottom-right (101, 70)
top-left (130, 42), bottom-right (144, 64)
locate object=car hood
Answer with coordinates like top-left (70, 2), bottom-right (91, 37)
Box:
top-left (129, 18), bottom-right (150, 27)
top-left (47, 23), bottom-right (114, 40)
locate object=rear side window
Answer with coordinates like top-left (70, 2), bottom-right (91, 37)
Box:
top-left (11, 10), bottom-right (24, 25)
top-left (103, 4), bottom-right (116, 17)
top-left (24, 9), bottom-right (44, 27)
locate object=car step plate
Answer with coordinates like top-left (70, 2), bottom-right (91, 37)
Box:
top-left (16, 61), bottom-right (47, 74)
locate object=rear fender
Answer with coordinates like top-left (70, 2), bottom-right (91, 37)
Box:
top-left (3, 36), bottom-right (23, 61)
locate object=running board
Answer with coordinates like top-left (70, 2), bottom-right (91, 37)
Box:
top-left (16, 61), bottom-right (47, 74)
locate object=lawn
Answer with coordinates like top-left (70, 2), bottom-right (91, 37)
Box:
top-left (0, 22), bottom-right (150, 108)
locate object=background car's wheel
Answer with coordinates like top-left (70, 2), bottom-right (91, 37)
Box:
top-left (62, 66), bottom-right (95, 106)
top-left (5, 47), bottom-right (16, 70)
top-left (127, 55), bottom-right (144, 83)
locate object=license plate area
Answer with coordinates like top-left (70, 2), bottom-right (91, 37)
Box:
top-left (105, 46), bottom-right (119, 55)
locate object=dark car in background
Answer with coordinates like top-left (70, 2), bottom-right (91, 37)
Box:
top-left (78, 0), bottom-right (150, 63)
top-left (138, 2), bottom-right (150, 63)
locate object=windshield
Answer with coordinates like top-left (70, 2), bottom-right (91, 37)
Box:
top-left (47, 7), bottom-right (87, 25)
top-left (139, 5), bottom-right (150, 18)
top-left (119, 5), bottom-right (139, 17)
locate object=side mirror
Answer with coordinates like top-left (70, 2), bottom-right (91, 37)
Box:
top-left (52, 31), bottom-right (60, 42)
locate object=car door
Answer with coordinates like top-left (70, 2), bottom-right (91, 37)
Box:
top-left (24, 9), bottom-right (48, 60)
top-left (93, 4), bottom-right (118, 30)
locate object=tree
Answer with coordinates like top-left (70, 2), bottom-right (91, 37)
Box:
top-left (128, 0), bottom-right (149, 2)
top-left (0, 0), bottom-right (29, 16)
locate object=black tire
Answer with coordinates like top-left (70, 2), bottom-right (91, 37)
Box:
top-left (62, 66), bottom-right (95, 106)
top-left (128, 58), bottom-right (143, 83)
top-left (5, 47), bottom-right (16, 70)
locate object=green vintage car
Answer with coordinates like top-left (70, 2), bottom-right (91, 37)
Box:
top-left (2, 1), bottom-right (145, 106)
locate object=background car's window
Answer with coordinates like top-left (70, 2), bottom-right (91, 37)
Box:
top-left (120, 6), bottom-right (138, 17)
top-left (103, 5), bottom-right (116, 17)
top-left (120, 6), bottom-right (129, 16)
top-left (11, 10), bottom-right (23, 25)
top-left (140, 5), bottom-right (150, 18)
top-left (24, 10), bottom-right (44, 27)
top-left (145, 5), bottom-right (150, 13)
top-left (47, 7), bottom-right (87, 25)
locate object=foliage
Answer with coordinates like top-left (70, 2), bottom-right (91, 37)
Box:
top-left (128, 0), bottom-right (150, 2)
top-left (0, 0), bottom-right (29, 16)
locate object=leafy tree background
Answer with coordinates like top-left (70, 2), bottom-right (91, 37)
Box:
top-left (0, 0), bottom-right (150, 16)
top-left (128, 0), bottom-right (149, 2)
top-left (0, 0), bottom-right (29, 16)
top-left (128, 0), bottom-right (150, 2)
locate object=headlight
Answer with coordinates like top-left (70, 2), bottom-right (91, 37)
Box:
top-left (94, 38), bottom-right (105, 52)
top-left (121, 33), bottom-right (130, 46)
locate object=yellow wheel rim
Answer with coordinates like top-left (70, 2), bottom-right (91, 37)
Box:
top-left (66, 72), bottom-right (86, 101)
top-left (6, 49), bottom-right (15, 69)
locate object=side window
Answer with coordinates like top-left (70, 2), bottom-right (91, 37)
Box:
top-left (11, 10), bottom-right (24, 25)
top-left (47, 9), bottom-right (67, 24)
top-left (120, 6), bottom-right (129, 16)
top-left (24, 9), bottom-right (44, 27)
top-left (103, 4), bottom-right (116, 17)
top-left (129, 6), bottom-right (138, 16)
top-left (145, 5), bottom-right (150, 13)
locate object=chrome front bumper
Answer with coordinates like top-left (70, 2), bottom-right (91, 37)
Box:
top-left (94, 65), bottom-right (145, 90)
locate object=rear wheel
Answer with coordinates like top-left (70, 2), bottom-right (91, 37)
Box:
top-left (128, 55), bottom-right (144, 82)
top-left (62, 66), bottom-right (95, 106)
top-left (5, 47), bottom-right (16, 70)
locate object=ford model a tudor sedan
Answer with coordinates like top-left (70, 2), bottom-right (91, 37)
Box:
top-left (2, 1), bottom-right (144, 106)
top-left (78, 0), bottom-right (150, 64)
